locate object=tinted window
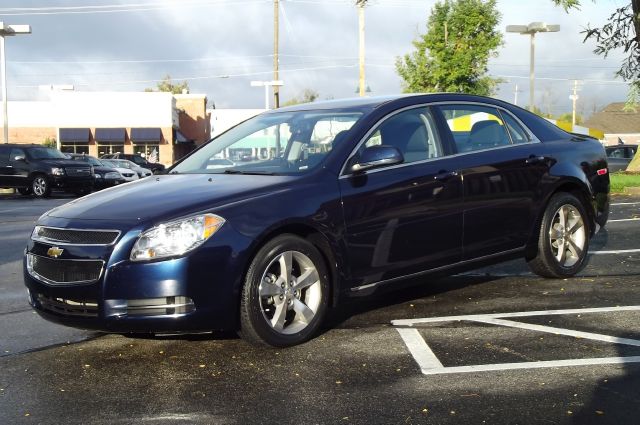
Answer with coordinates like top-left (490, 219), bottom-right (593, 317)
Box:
top-left (0, 146), bottom-right (10, 165)
top-left (357, 107), bottom-right (443, 164)
top-left (607, 147), bottom-right (626, 158)
top-left (26, 147), bottom-right (67, 160)
top-left (501, 113), bottom-right (531, 144)
top-left (10, 148), bottom-right (25, 161)
top-left (439, 105), bottom-right (511, 153)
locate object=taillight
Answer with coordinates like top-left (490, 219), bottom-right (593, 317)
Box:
top-left (597, 168), bottom-right (608, 176)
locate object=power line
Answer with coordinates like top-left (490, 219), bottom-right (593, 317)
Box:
top-left (15, 63), bottom-right (358, 88)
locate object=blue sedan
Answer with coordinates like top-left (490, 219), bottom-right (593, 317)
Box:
top-left (24, 94), bottom-right (610, 347)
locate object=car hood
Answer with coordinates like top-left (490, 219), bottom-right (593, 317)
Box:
top-left (46, 173), bottom-right (295, 222)
top-left (40, 159), bottom-right (90, 168)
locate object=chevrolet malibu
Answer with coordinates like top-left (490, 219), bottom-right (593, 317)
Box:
top-left (24, 94), bottom-right (610, 347)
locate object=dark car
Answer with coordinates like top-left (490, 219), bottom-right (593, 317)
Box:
top-left (0, 144), bottom-right (94, 198)
top-left (23, 94), bottom-right (610, 347)
top-left (605, 144), bottom-right (637, 172)
top-left (66, 154), bottom-right (126, 189)
top-left (100, 152), bottom-right (165, 173)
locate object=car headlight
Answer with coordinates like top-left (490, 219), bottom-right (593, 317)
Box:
top-left (130, 213), bottom-right (225, 261)
top-left (105, 172), bottom-right (120, 179)
top-left (51, 167), bottom-right (65, 176)
top-left (94, 174), bottom-right (103, 179)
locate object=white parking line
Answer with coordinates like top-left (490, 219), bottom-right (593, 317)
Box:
top-left (608, 218), bottom-right (640, 223)
top-left (393, 306), bottom-right (640, 375)
top-left (611, 202), bottom-right (640, 206)
top-left (589, 248), bottom-right (640, 255)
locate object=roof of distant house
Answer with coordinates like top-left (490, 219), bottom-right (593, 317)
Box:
top-left (583, 102), bottom-right (640, 134)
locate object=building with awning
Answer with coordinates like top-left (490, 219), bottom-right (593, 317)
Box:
top-left (2, 91), bottom-right (209, 166)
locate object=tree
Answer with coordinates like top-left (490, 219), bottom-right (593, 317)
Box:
top-left (556, 112), bottom-right (584, 125)
top-left (395, 0), bottom-right (503, 96)
top-left (42, 137), bottom-right (56, 148)
top-left (281, 89), bottom-right (320, 107)
top-left (144, 75), bottom-right (190, 95)
top-left (554, 0), bottom-right (639, 105)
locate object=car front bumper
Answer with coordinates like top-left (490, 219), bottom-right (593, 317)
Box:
top-left (23, 218), bottom-right (253, 334)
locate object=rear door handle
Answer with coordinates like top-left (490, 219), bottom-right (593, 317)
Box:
top-left (434, 170), bottom-right (459, 182)
top-left (525, 155), bottom-right (546, 165)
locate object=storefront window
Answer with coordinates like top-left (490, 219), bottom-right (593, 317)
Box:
top-left (97, 144), bottom-right (125, 156)
top-left (132, 143), bottom-right (160, 160)
top-left (60, 144), bottom-right (89, 155)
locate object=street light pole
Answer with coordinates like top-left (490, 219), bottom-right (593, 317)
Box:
top-left (506, 22), bottom-right (559, 112)
top-left (0, 22), bottom-right (31, 144)
top-left (250, 80), bottom-right (284, 110)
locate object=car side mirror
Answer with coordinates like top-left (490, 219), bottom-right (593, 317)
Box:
top-left (351, 145), bottom-right (403, 173)
top-left (12, 154), bottom-right (26, 162)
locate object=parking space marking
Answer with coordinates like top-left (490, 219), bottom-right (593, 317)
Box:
top-left (589, 248), bottom-right (640, 255)
top-left (608, 218), bottom-right (640, 223)
top-left (611, 202), bottom-right (640, 206)
top-left (393, 306), bottom-right (640, 375)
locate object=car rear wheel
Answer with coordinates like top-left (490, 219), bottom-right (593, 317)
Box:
top-left (528, 193), bottom-right (589, 278)
top-left (31, 175), bottom-right (51, 198)
top-left (239, 234), bottom-right (329, 347)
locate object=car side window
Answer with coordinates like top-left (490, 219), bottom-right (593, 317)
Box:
top-left (501, 113), bottom-right (531, 144)
top-left (0, 146), bottom-right (10, 165)
top-left (357, 107), bottom-right (443, 165)
top-left (9, 148), bottom-right (25, 162)
top-left (438, 105), bottom-right (512, 153)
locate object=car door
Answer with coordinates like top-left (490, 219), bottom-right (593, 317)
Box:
top-left (9, 148), bottom-right (29, 187)
top-left (0, 145), bottom-right (11, 186)
top-left (434, 103), bottom-right (550, 260)
top-left (339, 106), bottom-right (463, 288)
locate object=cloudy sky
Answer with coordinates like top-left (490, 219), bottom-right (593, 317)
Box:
top-left (0, 0), bottom-right (632, 117)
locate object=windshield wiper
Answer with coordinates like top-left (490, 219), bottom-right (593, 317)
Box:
top-left (223, 169), bottom-right (276, 176)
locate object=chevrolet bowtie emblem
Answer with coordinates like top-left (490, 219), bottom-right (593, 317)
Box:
top-left (47, 247), bottom-right (64, 258)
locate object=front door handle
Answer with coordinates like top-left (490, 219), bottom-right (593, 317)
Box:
top-left (434, 170), bottom-right (459, 182)
top-left (525, 155), bottom-right (546, 165)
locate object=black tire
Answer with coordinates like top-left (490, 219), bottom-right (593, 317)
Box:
top-left (17, 187), bottom-right (32, 196)
top-left (31, 175), bottom-right (51, 198)
top-left (239, 234), bottom-right (330, 347)
top-left (527, 192), bottom-right (590, 278)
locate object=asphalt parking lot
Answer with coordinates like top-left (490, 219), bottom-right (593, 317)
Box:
top-left (1, 192), bottom-right (639, 424)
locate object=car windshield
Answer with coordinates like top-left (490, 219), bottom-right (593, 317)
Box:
top-left (171, 110), bottom-right (363, 175)
top-left (106, 159), bottom-right (132, 169)
top-left (27, 147), bottom-right (68, 160)
top-left (78, 156), bottom-right (103, 166)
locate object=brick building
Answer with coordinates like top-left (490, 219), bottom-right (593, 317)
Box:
top-left (2, 91), bottom-right (210, 166)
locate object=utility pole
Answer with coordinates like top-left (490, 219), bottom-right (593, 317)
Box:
top-left (357, 0), bottom-right (366, 97)
top-left (513, 83), bottom-right (522, 106)
top-left (570, 80), bottom-right (581, 125)
top-left (273, 0), bottom-right (280, 109)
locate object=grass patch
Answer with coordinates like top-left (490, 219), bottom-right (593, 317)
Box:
top-left (610, 172), bottom-right (640, 193)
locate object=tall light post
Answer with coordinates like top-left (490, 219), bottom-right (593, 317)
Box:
top-left (506, 22), bottom-right (559, 112)
top-left (0, 22), bottom-right (31, 144)
top-left (250, 80), bottom-right (284, 110)
top-left (356, 0), bottom-right (367, 97)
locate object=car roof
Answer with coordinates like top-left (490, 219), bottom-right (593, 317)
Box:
top-left (267, 93), bottom-right (514, 114)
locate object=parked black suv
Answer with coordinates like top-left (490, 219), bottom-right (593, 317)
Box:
top-left (0, 144), bottom-right (94, 198)
top-left (100, 152), bottom-right (165, 173)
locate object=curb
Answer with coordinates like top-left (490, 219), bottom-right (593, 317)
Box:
top-left (623, 187), bottom-right (640, 195)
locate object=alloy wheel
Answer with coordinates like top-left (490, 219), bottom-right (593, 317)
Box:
top-left (258, 250), bottom-right (322, 335)
top-left (548, 204), bottom-right (586, 268)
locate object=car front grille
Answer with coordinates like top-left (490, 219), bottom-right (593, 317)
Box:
top-left (65, 167), bottom-right (92, 177)
top-left (32, 226), bottom-right (120, 245)
top-left (27, 254), bottom-right (104, 285)
top-left (36, 293), bottom-right (98, 317)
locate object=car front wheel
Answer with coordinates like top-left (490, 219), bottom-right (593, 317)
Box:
top-left (239, 234), bottom-right (329, 347)
top-left (528, 192), bottom-right (589, 278)
top-left (31, 175), bottom-right (51, 198)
